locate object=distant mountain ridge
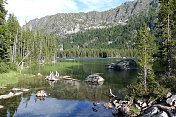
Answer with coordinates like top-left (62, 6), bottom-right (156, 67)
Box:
top-left (27, 0), bottom-right (158, 38)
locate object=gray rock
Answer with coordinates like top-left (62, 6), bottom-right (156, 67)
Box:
top-left (156, 111), bottom-right (169, 117)
top-left (105, 60), bottom-right (138, 70)
top-left (85, 74), bottom-right (104, 85)
top-left (141, 107), bottom-right (159, 117)
top-left (105, 63), bottom-right (116, 69)
top-left (166, 95), bottom-right (176, 106)
top-left (115, 59), bottom-right (138, 70)
top-left (165, 92), bottom-right (172, 98)
top-left (0, 105), bottom-right (4, 109)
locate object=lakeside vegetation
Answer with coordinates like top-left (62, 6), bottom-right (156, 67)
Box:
top-left (0, 71), bottom-right (20, 87)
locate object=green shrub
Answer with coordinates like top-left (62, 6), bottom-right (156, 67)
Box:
top-left (157, 75), bottom-right (176, 92)
top-left (0, 62), bottom-right (17, 73)
top-left (127, 79), bottom-right (169, 100)
top-left (0, 62), bottom-right (9, 73)
top-left (130, 105), bottom-right (140, 115)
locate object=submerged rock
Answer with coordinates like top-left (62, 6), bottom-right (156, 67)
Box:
top-left (12, 88), bottom-right (30, 92)
top-left (0, 92), bottom-right (14, 99)
top-left (14, 92), bottom-right (23, 96)
top-left (12, 88), bottom-right (21, 91)
top-left (85, 74), bottom-right (104, 85)
top-left (21, 88), bottom-right (30, 92)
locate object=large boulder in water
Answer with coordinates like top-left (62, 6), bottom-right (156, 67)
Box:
top-left (105, 59), bottom-right (138, 70)
top-left (115, 59), bottom-right (137, 70)
top-left (105, 63), bottom-right (116, 69)
top-left (85, 74), bottom-right (104, 85)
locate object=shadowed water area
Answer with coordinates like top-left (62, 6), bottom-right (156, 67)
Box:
top-left (0, 59), bottom-right (138, 117)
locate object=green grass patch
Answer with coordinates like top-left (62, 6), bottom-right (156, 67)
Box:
top-left (0, 71), bottom-right (20, 87)
top-left (22, 61), bottom-right (83, 76)
top-left (43, 62), bottom-right (82, 72)
top-left (0, 71), bottom-right (33, 87)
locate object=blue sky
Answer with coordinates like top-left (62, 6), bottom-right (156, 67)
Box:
top-left (5, 0), bottom-right (134, 26)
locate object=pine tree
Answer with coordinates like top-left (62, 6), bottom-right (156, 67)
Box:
top-left (0, 0), bottom-right (9, 61)
top-left (136, 23), bottom-right (156, 90)
top-left (7, 13), bottom-right (20, 63)
top-left (158, 0), bottom-right (176, 78)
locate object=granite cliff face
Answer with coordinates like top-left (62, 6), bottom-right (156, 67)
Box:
top-left (27, 0), bottom-right (158, 38)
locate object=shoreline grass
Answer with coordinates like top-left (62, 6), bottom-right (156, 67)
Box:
top-left (0, 71), bottom-right (20, 87)
top-left (0, 71), bottom-right (34, 87)
top-left (0, 62), bottom-right (82, 87)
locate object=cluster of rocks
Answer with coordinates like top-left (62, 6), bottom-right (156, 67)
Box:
top-left (93, 90), bottom-right (176, 117)
top-left (35, 90), bottom-right (48, 101)
top-left (92, 89), bottom-right (136, 116)
top-left (140, 92), bottom-right (176, 117)
top-left (105, 59), bottom-right (138, 70)
top-left (0, 88), bottom-right (30, 100)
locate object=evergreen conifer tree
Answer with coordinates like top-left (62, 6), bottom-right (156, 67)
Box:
top-left (136, 23), bottom-right (156, 90)
top-left (158, 0), bottom-right (176, 78)
top-left (0, 0), bottom-right (9, 61)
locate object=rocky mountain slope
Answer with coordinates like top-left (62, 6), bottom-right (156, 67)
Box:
top-left (27, 0), bottom-right (158, 38)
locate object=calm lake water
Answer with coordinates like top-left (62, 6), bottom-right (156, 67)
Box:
top-left (0, 59), bottom-right (138, 117)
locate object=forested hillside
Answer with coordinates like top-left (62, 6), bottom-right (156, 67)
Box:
top-left (27, 0), bottom-right (156, 38)
top-left (59, 6), bottom-right (158, 49)
top-left (56, 4), bottom-right (158, 58)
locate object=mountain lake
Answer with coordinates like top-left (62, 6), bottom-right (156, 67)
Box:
top-left (0, 58), bottom-right (138, 117)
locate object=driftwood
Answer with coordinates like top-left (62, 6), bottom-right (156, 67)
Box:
top-left (45, 71), bottom-right (80, 81)
top-left (109, 89), bottom-right (117, 98)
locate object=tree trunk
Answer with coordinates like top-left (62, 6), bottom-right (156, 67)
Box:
top-left (144, 46), bottom-right (147, 91)
top-left (14, 29), bottom-right (18, 63)
top-left (167, 12), bottom-right (172, 78)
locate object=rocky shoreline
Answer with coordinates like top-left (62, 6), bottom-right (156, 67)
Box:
top-left (93, 89), bottom-right (176, 116)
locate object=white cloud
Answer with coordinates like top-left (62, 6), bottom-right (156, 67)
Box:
top-left (6, 0), bottom-right (78, 26)
top-left (78, 0), bottom-right (121, 12)
top-left (5, 0), bottom-right (134, 26)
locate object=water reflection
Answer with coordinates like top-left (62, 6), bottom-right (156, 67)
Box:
top-left (0, 59), bottom-right (138, 117)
